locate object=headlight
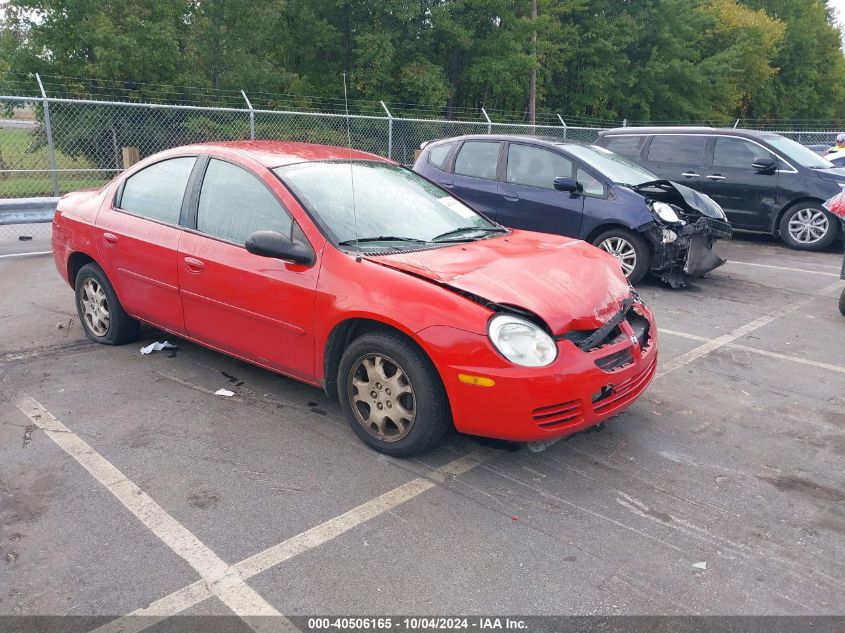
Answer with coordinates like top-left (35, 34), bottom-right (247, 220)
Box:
top-left (488, 314), bottom-right (557, 367)
top-left (652, 201), bottom-right (681, 224)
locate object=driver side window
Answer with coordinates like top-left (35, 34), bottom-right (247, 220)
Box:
top-left (506, 144), bottom-right (573, 190)
top-left (713, 137), bottom-right (771, 169)
top-left (197, 159), bottom-right (293, 244)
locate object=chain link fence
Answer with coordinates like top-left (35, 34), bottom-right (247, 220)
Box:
top-left (4, 75), bottom-right (845, 246)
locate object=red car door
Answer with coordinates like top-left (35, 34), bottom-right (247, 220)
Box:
top-left (97, 156), bottom-right (197, 334)
top-left (177, 157), bottom-right (320, 382)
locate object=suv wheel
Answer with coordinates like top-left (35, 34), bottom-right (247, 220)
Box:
top-left (779, 203), bottom-right (840, 251)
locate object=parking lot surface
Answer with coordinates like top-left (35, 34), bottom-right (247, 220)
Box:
top-left (1, 234), bottom-right (844, 626)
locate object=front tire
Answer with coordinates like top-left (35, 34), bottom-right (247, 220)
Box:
top-left (592, 228), bottom-right (651, 284)
top-left (337, 331), bottom-right (451, 457)
top-left (74, 262), bottom-right (140, 345)
top-left (779, 203), bottom-right (840, 251)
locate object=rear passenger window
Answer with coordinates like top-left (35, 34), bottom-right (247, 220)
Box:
top-left (602, 136), bottom-right (645, 159)
top-left (713, 137), bottom-right (771, 168)
top-left (427, 143), bottom-right (454, 169)
top-left (119, 157), bottom-right (196, 224)
top-left (506, 144), bottom-right (573, 189)
top-left (646, 135), bottom-right (708, 164)
top-left (197, 159), bottom-right (292, 244)
top-left (454, 141), bottom-right (501, 180)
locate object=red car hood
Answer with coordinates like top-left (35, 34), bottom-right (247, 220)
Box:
top-left (367, 230), bottom-right (631, 333)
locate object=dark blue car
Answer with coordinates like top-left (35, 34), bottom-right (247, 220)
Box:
top-left (413, 135), bottom-right (732, 286)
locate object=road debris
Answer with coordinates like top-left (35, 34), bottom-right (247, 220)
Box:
top-left (692, 561), bottom-right (707, 570)
top-left (214, 388), bottom-right (235, 397)
top-left (140, 341), bottom-right (177, 355)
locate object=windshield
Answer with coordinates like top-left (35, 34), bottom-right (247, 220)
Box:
top-left (560, 144), bottom-right (659, 185)
top-left (763, 135), bottom-right (833, 169)
top-left (275, 161), bottom-right (498, 249)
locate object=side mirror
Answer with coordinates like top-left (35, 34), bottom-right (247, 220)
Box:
top-left (752, 157), bottom-right (777, 173)
top-left (245, 230), bottom-right (315, 266)
top-left (554, 176), bottom-right (582, 193)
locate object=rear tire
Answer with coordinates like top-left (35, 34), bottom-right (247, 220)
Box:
top-left (779, 203), bottom-right (840, 251)
top-left (74, 263), bottom-right (140, 345)
top-left (337, 331), bottom-right (451, 457)
top-left (592, 228), bottom-right (651, 284)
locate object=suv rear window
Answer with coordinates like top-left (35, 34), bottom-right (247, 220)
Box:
top-left (646, 135), bottom-right (708, 164)
top-left (602, 136), bottom-right (645, 159)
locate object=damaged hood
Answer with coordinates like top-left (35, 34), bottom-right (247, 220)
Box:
top-left (631, 180), bottom-right (724, 218)
top-left (366, 230), bottom-right (631, 333)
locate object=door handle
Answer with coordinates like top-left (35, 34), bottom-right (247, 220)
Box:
top-left (706, 174), bottom-right (726, 181)
top-left (183, 256), bottom-right (205, 273)
top-left (103, 232), bottom-right (118, 247)
top-left (502, 192), bottom-right (520, 202)
top-left (439, 180), bottom-right (453, 189)
top-left (681, 172), bottom-right (700, 178)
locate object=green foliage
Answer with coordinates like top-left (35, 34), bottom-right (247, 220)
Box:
top-left (1, 0), bottom-right (844, 122)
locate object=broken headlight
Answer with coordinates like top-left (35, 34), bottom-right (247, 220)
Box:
top-left (488, 314), bottom-right (557, 367)
top-left (652, 201), bottom-right (682, 224)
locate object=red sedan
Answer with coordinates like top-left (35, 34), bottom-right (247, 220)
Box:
top-left (52, 141), bottom-right (658, 456)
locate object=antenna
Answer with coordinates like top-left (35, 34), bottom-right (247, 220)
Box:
top-left (342, 73), bottom-right (361, 262)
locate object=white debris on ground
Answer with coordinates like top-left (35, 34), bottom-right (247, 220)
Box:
top-left (140, 341), bottom-right (177, 355)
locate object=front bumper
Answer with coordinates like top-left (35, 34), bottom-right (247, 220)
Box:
top-left (645, 217), bottom-right (732, 287)
top-left (419, 302), bottom-right (658, 443)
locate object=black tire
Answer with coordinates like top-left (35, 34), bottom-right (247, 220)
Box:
top-left (337, 331), bottom-right (451, 457)
top-left (74, 262), bottom-right (140, 345)
top-left (591, 228), bottom-right (651, 284)
top-left (778, 202), bottom-right (840, 251)
top-left (839, 287), bottom-right (845, 317)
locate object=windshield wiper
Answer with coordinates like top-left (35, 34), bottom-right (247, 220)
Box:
top-left (338, 236), bottom-right (429, 247)
top-left (430, 226), bottom-right (508, 242)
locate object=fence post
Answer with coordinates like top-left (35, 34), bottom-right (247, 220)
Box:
top-left (622, 118), bottom-right (627, 128)
top-left (381, 101), bottom-right (393, 160)
top-left (36, 73), bottom-right (60, 196)
top-left (241, 90), bottom-right (255, 140)
top-left (557, 114), bottom-right (567, 139)
top-left (733, 119), bottom-right (740, 129)
top-left (481, 108), bottom-right (492, 135)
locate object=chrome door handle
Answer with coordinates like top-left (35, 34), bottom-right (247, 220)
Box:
top-left (706, 174), bottom-right (726, 181)
top-left (681, 172), bottom-right (700, 178)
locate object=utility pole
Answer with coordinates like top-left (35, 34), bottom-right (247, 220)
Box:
top-left (529, 0), bottom-right (537, 127)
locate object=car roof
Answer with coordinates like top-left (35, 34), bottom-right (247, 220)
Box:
top-left (172, 140), bottom-right (390, 168)
top-left (598, 126), bottom-right (782, 139)
top-left (424, 134), bottom-right (584, 149)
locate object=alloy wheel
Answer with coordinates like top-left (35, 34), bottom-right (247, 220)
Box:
top-left (79, 277), bottom-right (110, 337)
top-left (598, 236), bottom-right (637, 277)
top-left (788, 208), bottom-right (829, 244)
top-left (348, 353), bottom-right (416, 442)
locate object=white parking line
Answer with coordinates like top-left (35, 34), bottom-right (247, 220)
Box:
top-left (655, 280), bottom-right (842, 378)
top-left (17, 396), bottom-right (494, 633)
top-left (660, 328), bottom-right (845, 374)
top-left (726, 260), bottom-right (841, 277)
top-left (16, 397), bottom-right (291, 633)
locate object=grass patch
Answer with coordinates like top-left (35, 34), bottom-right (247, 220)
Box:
top-left (0, 174), bottom-right (109, 198)
top-left (0, 127), bottom-right (96, 170)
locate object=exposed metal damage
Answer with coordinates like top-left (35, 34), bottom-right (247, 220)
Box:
top-left (632, 180), bottom-right (733, 287)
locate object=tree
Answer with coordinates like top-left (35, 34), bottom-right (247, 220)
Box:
top-left (740, 0), bottom-right (845, 120)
